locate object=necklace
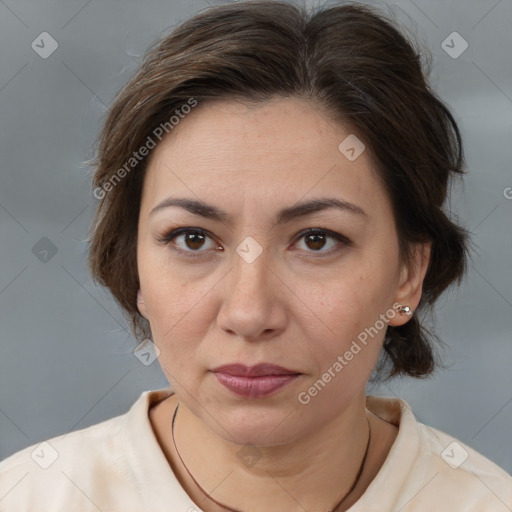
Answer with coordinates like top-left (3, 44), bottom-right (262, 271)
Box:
top-left (170, 403), bottom-right (372, 512)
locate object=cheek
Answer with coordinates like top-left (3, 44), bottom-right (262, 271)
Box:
top-left (297, 279), bottom-right (388, 407)
top-left (144, 282), bottom-right (208, 344)
top-left (300, 257), bottom-right (396, 367)
top-left (137, 249), bottom-right (207, 350)
top-left (144, 283), bottom-right (210, 390)
top-left (304, 261), bottom-right (388, 324)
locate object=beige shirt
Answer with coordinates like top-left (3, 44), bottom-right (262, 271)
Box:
top-left (0, 387), bottom-right (510, 511)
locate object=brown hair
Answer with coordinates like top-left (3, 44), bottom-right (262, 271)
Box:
top-left (86, 0), bottom-right (470, 379)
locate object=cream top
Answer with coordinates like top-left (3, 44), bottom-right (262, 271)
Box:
top-left (0, 387), bottom-right (510, 511)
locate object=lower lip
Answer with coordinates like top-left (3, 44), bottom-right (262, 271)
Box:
top-left (212, 372), bottom-right (300, 398)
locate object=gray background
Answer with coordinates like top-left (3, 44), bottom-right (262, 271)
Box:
top-left (0, 0), bottom-right (511, 475)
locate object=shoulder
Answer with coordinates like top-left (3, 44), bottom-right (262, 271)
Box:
top-left (362, 396), bottom-right (512, 511)
top-left (415, 421), bottom-right (512, 508)
top-left (0, 400), bottom-right (140, 511)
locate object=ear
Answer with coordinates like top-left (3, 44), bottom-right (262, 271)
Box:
top-left (137, 289), bottom-right (148, 319)
top-left (388, 241), bottom-right (432, 327)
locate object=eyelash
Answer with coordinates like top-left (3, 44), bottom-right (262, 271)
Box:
top-left (157, 227), bottom-right (353, 259)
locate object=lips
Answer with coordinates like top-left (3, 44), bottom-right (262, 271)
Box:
top-left (211, 363), bottom-right (300, 377)
top-left (210, 364), bottom-right (301, 398)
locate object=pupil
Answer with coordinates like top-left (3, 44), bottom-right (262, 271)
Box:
top-left (187, 233), bottom-right (204, 250)
top-left (307, 234), bottom-right (325, 250)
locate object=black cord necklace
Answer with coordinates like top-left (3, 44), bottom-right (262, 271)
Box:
top-left (170, 403), bottom-right (372, 512)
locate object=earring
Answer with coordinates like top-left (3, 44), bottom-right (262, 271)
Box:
top-left (398, 305), bottom-right (412, 315)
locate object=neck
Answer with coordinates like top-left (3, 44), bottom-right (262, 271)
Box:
top-left (168, 392), bottom-right (374, 512)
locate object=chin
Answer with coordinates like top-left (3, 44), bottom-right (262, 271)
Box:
top-left (205, 402), bottom-right (307, 448)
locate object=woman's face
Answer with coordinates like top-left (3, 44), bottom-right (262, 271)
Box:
top-left (137, 97), bottom-right (423, 446)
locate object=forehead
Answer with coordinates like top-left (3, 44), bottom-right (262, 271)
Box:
top-left (142, 97), bottom-right (387, 218)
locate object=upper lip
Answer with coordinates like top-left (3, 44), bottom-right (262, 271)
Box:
top-left (211, 363), bottom-right (300, 377)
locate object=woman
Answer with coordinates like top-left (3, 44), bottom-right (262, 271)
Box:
top-left (0, 1), bottom-right (510, 510)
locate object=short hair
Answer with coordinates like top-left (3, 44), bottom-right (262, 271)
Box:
top-left (86, 0), bottom-right (470, 379)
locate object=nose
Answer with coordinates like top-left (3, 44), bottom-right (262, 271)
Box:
top-left (216, 248), bottom-right (286, 341)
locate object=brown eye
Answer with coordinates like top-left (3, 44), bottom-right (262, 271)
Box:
top-left (293, 228), bottom-right (352, 256)
top-left (182, 231), bottom-right (207, 250)
top-left (304, 232), bottom-right (328, 251)
top-left (159, 228), bottom-right (220, 257)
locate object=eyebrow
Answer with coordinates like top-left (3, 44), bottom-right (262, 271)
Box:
top-left (149, 197), bottom-right (367, 225)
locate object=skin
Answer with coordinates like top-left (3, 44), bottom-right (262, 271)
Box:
top-left (136, 96), bottom-right (431, 511)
